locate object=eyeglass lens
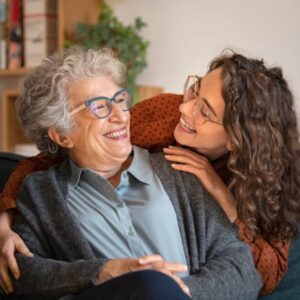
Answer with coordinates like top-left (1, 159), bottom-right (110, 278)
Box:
top-left (89, 90), bottom-right (131, 118)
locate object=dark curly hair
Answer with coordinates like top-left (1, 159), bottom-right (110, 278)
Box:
top-left (209, 52), bottom-right (300, 242)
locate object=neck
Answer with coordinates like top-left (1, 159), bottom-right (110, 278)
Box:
top-left (107, 156), bottom-right (133, 188)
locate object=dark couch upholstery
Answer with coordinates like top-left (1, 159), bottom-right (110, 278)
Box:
top-left (0, 151), bottom-right (299, 299)
top-left (0, 152), bottom-right (25, 193)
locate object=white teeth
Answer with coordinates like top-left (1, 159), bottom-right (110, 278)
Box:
top-left (180, 118), bottom-right (196, 133)
top-left (105, 129), bottom-right (127, 138)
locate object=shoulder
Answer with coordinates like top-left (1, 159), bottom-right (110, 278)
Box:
top-left (149, 152), bottom-right (206, 206)
top-left (150, 152), bottom-right (232, 223)
top-left (20, 158), bottom-right (70, 200)
top-left (131, 93), bottom-right (183, 122)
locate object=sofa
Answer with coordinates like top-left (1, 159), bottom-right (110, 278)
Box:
top-left (0, 151), bottom-right (299, 299)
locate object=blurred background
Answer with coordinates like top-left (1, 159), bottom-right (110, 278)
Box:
top-left (108, 0), bottom-right (300, 113)
top-left (0, 0), bottom-right (299, 155)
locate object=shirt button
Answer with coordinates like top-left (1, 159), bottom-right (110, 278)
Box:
top-left (128, 231), bottom-right (135, 236)
top-left (117, 203), bottom-right (123, 208)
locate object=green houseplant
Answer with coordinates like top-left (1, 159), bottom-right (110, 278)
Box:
top-left (73, 2), bottom-right (149, 103)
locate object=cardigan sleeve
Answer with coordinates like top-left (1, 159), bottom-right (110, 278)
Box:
top-left (11, 170), bottom-right (109, 299)
top-left (0, 153), bottom-right (63, 213)
top-left (235, 218), bottom-right (291, 295)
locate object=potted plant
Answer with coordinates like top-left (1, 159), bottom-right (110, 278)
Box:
top-left (72, 2), bottom-right (149, 103)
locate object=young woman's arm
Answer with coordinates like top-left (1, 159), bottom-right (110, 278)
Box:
top-left (0, 152), bottom-right (62, 213)
top-left (235, 219), bottom-right (290, 295)
top-left (0, 152), bottom-right (62, 293)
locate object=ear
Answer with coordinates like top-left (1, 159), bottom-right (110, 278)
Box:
top-left (225, 140), bottom-right (234, 152)
top-left (48, 127), bottom-right (74, 149)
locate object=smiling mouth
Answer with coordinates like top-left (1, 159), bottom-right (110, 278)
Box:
top-left (180, 117), bottom-right (196, 133)
top-left (104, 128), bottom-right (128, 139)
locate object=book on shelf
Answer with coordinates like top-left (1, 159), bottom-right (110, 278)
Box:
top-left (24, 0), bottom-right (57, 67)
top-left (0, 0), bottom-right (58, 70)
top-left (7, 0), bottom-right (23, 69)
top-left (0, 0), bottom-right (7, 69)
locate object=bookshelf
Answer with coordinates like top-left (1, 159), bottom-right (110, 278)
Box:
top-left (0, 0), bottom-right (103, 153)
top-left (0, 90), bottom-right (29, 152)
top-left (0, 0), bottom-right (102, 76)
top-left (0, 67), bottom-right (32, 77)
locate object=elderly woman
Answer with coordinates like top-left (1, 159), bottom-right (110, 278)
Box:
top-left (0, 47), bottom-right (261, 300)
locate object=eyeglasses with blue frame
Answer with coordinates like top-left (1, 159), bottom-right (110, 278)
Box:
top-left (70, 88), bottom-right (132, 119)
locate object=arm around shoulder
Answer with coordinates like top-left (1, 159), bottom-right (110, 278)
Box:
top-left (0, 152), bottom-right (62, 214)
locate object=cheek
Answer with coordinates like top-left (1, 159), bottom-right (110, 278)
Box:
top-left (70, 120), bottom-right (104, 146)
top-left (196, 126), bottom-right (229, 145)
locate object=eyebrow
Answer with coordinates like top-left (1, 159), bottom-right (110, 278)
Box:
top-left (202, 97), bottom-right (218, 118)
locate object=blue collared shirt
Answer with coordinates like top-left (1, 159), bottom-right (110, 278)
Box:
top-left (66, 146), bottom-right (187, 269)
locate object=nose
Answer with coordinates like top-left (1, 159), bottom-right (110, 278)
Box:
top-left (179, 98), bottom-right (196, 116)
top-left (107, 103), bottom-right (129, 123)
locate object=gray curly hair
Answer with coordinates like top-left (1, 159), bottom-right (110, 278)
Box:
top-left (16, 46), bottom-right (126, 153)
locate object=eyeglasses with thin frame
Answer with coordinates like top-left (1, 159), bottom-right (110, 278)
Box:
top-left (70, 88), bottom-right (132, 119)
top-left (183, 75), bottom-right (223, 126)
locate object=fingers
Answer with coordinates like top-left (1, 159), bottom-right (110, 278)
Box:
top-left (164, 148), bottom-right (209, 169)
top-left (1, 240), bottom-right (20, 280)
top-left (164, 146), bottom-right (208, 163)
top-left (135, 259), bottom-right (188, 274)
top-left (158, 270), bottom-right (191, 298)
top-left (1, 236), bottom-right (31, 280)
top-left (6, 253), bottom-right (20, 280)
top-left (15, 239), bottom-right (33, 258)
top-left (137, 254), bottom-right (163, 265)
top-left (0, 231), bottom-right (32, 293)
top-left (0, 262), bottom-right (13, 294)
top-left (165, 155), bottom-right (204, 171)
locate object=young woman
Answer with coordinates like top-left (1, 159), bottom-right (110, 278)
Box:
top-left (1, 51), bottom-right (300, 295)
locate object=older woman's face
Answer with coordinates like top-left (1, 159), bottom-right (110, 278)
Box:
top-left (66, 75), bottom-right (132, 172)
top-left (174, 68), bottom-right (231, 160)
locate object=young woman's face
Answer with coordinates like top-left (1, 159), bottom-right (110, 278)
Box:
top-left (174, 67), bottom-right (231, 160)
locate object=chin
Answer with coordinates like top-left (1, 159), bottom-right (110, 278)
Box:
top-left (116, 143), bottom-right (132, 159)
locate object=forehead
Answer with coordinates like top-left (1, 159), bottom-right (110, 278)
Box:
top-left (201, 68), bottom-right (223, 95)
top-left (200, 67), bottom-right (225, 115)
top-left (68, 75), bottom-right (118, 107)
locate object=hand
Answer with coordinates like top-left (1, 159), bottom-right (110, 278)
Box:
top-left (164, 146), bottom-right (237, 222)
top-left (97, 255), bottom-right (191, 297)
top-left (136, 254), bottom-right (191, 297)
top-left (0, 228), bottom-right (33, 294)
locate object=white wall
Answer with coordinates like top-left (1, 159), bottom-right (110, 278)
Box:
top-left (107, 0), bottom-right (300, 116)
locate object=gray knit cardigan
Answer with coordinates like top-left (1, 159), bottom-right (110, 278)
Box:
top-left (10, 153), bottom-right (262, 300)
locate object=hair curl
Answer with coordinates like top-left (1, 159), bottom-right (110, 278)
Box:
top-left (16, 46), bottom-right (126, 153)
top-left (209, 51), bottom-right (300, 241)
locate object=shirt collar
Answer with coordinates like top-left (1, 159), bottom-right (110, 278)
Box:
top-left (126, 146), bottom-right (153, 185)
top-left (68, 158), bottom-right (85, 188)
top-left (68, 145), bottom-right (153, 188)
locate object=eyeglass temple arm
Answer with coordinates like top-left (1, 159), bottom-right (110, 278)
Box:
top-left (70, 104), bottom-right (86, 116)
